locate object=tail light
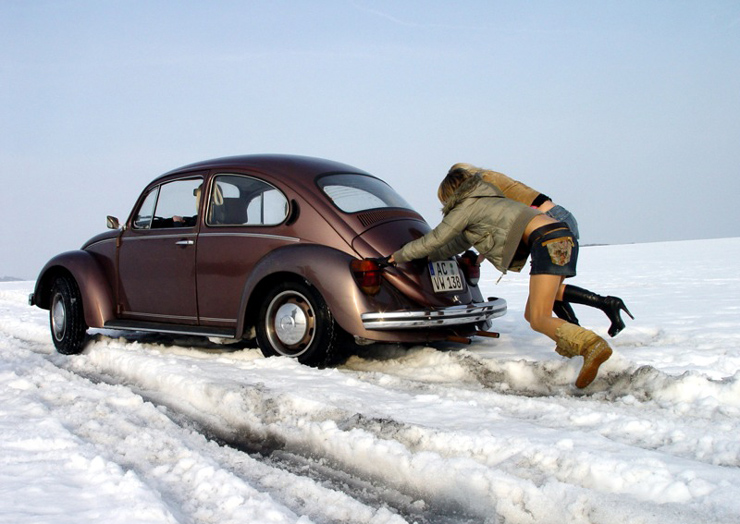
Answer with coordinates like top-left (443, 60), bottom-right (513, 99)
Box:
top-left (458, 251), bottom-right (480, 286)
top-left (350, 259), bottom-right (383, 295)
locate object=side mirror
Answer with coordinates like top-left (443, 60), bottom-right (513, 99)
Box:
top-left (106, 216), bottom-right (120, 229)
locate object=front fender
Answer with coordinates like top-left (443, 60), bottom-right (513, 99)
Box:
top-left (31, 250), bottom-right (116, 329)
top-left (236, 244), bottom-right (372, 337)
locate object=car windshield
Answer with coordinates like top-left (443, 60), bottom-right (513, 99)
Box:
top-left (318, 174), bottom-right (414, 213)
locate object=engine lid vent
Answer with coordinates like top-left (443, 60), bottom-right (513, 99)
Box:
top-left (357, 208), bottom-right (420, 228)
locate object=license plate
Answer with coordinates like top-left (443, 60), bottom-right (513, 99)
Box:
top-left (429, 260), bottom-right (464, 293)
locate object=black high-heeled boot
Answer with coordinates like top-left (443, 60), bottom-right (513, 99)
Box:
top-left (562, 285), bottom-right (634, 337)
top-left (553, 301), bottom-right (580, 325)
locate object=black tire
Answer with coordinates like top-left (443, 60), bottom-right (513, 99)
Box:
top-left (49, 275), bottom-right (87, 355)
top-left (256, 280), bottom-right (338, 367)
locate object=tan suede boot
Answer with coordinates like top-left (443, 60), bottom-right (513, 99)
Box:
top-left (555, 322), bottom-right (613, 388)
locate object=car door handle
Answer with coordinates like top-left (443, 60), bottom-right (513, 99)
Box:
top-left (175, 239), bottom-right (195, 246)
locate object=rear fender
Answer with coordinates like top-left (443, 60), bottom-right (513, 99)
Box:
top-left (236, 244), bottom-right (376, 338)
top-left (31, 250), bottom-right (116, 329)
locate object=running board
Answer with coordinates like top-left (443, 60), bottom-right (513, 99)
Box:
top-left (103, 320), bottom-right (236, 339)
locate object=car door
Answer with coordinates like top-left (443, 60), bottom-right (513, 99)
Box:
top-left (196, 173), bottom-right (294, 327)
top-left (117, 176), bottom-right (204, 324)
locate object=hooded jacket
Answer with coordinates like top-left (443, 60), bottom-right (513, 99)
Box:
top-left (392, 175), bottom-right (540, 273)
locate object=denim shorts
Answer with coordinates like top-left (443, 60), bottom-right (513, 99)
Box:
top-left (545, 205), bottom-right (580, 239)
top-left (529, 222), bottom-right (578, 277)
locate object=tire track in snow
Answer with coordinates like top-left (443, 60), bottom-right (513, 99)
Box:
top-left (10, 328), bottom-right (482, 523)
top-left (45, 338), bottom-right (724, 524)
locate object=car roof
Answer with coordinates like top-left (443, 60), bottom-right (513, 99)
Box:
top-left (158, 154), bottom-right (372, 182)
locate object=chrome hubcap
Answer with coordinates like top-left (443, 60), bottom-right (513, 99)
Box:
top-left (266, 290), bottom-right (315, 357)
top-left (275, 303), bottom-right (308, 346)
top-left (51, 293), bottom-right (66, 340)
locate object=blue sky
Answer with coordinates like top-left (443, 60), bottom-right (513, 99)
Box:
top-left (2, 1), bottom-right (739, 279)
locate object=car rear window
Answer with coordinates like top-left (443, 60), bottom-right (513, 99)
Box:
top-left (318, 174), bottom-right (414, 213)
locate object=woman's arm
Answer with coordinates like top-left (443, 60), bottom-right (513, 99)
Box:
top-left (392, 208), bottom-right (469, 263)
top-left (426, 233), bottom-right (471, 261)
top-left (480, 170), bottom-right (541, 206)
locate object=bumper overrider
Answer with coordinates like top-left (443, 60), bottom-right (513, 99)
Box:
top-left (361, 298), bottom-right (507, 330)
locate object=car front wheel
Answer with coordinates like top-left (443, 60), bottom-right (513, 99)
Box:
top-left (49, 275), bottom-right (87, 355)
top-left (256, 280), bottom-right (338, 367)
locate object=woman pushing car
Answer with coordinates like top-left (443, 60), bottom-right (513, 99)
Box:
top-left (448, 163), bottom-right (633, 337)
top-left (387, 167), bottom-right (614, 388)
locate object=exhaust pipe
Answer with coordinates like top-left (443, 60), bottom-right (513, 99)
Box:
top-left (446, 335), bottom-right (472, 344)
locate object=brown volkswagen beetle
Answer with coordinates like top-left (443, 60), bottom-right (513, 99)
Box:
top-left (29, 155), bottom-right (506, 366)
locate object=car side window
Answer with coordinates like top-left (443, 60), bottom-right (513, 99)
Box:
top-left (207, 174), bottom-right (288, 226)
top-left (133, 188), bottom-right (159, 229)
top-left (133, 178), bottom-right (203, 229)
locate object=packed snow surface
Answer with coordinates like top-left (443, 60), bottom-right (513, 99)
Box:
top-left (1, 238), bottom-right (740, 523)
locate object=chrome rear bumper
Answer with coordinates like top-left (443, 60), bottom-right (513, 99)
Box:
top-left (361, 298), bottom-right (507, 330)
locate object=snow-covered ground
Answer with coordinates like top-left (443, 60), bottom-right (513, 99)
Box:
top-left (1, 238), bottom-right (739, 524)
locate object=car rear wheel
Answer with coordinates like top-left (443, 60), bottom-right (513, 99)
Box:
top-left (50, 275), bottom-right (87, 355)
top-left (256, 280), bottom-right (338, 367)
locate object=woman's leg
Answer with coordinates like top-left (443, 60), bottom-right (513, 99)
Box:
top-left (561, 285), bottom-right (634, 337)
top-left (525, 274), bottom-right (566, 341)
top-left (527, 274), bottom-right (612, 389)
top-left (524, 222), bottom-right (612, 387)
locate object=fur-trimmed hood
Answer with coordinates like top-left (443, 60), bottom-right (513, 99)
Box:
top-left (442, 174), bottom-right (503, 215)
